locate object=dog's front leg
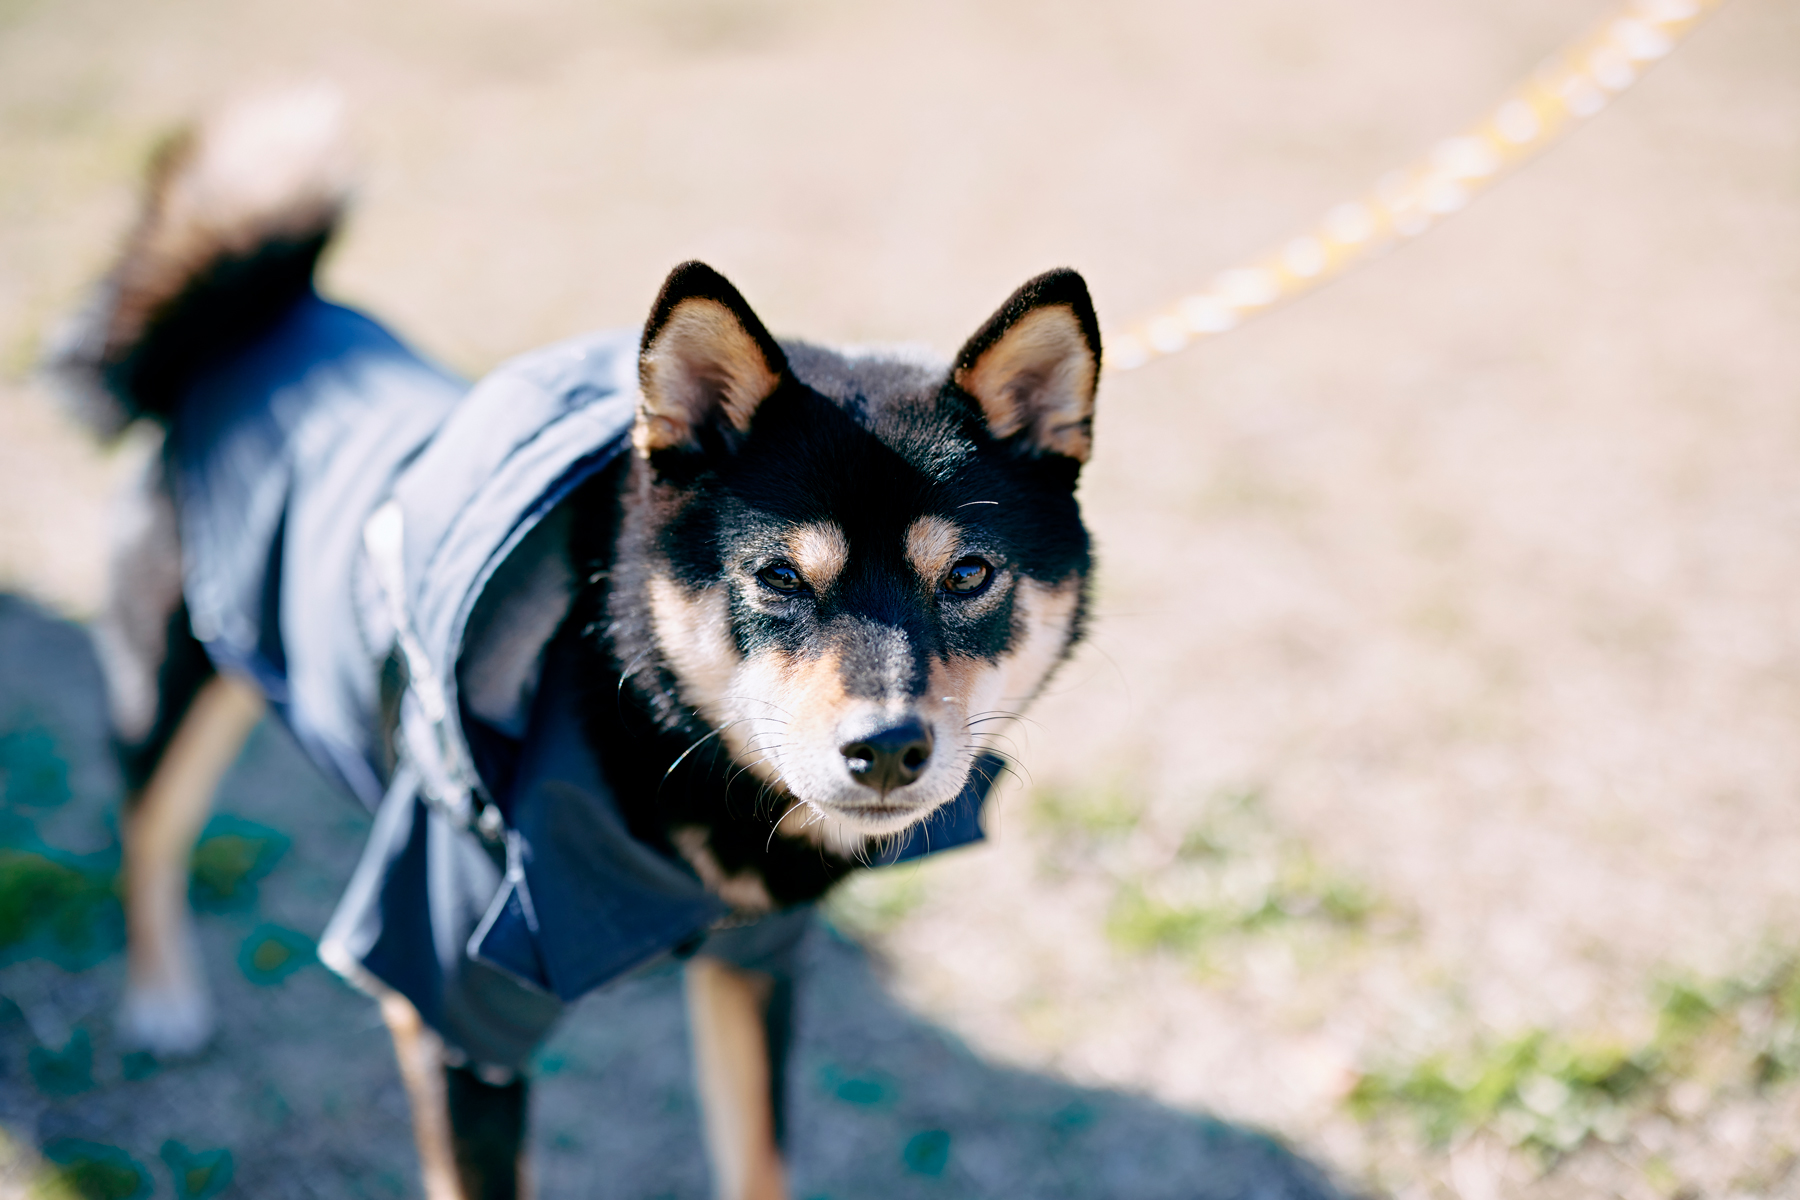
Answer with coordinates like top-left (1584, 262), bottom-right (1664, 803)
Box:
top-left (444, 1062), bottom-right (529, 1200)
top-left (685, 956), bottom-right (790, 1200)
top-left (379, 991), bottom-right (464, 1200)
top-left (378, 990), bottom-right (532, 1200)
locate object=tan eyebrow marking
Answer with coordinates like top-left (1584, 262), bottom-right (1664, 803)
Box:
top-left (904, 516), bottom-right (962, 585)
top-left (788, 521), bottom-right (850, 591)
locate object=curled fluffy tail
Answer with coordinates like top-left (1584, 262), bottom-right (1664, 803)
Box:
top-left (46, 85), bottom-right (352, 438)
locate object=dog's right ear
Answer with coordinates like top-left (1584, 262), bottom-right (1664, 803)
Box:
top-left (636, 261), bottom-right (789, 457)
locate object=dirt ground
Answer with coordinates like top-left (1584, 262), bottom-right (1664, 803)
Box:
top-left (3, 0), bottom-right (1800, 1196)
top-left (0, 595), bottom-right (1344, 1200)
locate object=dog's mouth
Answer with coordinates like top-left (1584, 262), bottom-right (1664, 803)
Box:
top-left (813, 794), bottom-right (972, 843)
top-left (778, 790), bottom-right (953, 848)
top-left (832, 800), bottom-right (926, 821)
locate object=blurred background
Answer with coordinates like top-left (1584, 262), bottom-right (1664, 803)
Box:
top-left (4, 0), bottom-right (1800, 1196)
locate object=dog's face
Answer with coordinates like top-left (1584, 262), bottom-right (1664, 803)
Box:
top-left (624, 263), bottom-right (1098, 841)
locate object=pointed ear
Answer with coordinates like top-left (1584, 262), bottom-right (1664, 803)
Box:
top-left (952, 268), bottom-right (1101, 464)
top-left (636, 261), bottom-right (789, 455)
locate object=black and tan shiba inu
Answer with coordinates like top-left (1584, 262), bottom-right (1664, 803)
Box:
top-left (52, 89), bottom-right (1100, 1199)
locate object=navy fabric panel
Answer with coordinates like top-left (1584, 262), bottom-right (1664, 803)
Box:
top-left (467, 879), bottom-right (552, 990)
top-left (254, 509), bottom-right (289, 683)
top-left (438, 956), bottom-right (562, 1071)
top-left (315, 763), bottom-right (420, 973)
top-left (322, 769), bottom-right (564, 1070)
top-left (394, 332), bottom-right (637, 708)
top-left (461, 711), bottom-right (524, 815)
top-left (696, 907), bottom-right (814, 981)
top-left (392, 331), bottom-right (637, 593)
top-left (471, 639), bottom-right (728, 1000)
top-left (356, 795), bottom-right (445, 1030)
top-left (168, 292), bottom-right (467, 807)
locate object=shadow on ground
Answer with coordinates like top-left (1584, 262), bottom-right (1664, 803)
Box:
top-left (0, 593), bottom-right (1354, 1199)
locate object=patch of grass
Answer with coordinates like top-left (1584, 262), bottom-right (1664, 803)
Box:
top-left (159, 1141), bottom-right (233, 1200)
top-left (28, 1029), bottom-right (95, 1098)
top-left (0, 716), bottom-right (72, 808)
top-left (1652, 959), bottom-right (1800, 1089)
top-left (0, 714), bottom-right (124, 969)
top-left (1349, 955), bottom-right (1800, 1157)
top-left (236, 924), bottom-right (316, 986)
top-left (1107, 862), bottom-right (1373, 955)
top-left (1104, 787), bottom-right (1377, 959)
top-left (901, 1129), bottom-right (951, 1177)
top-left (0, 800), bottom-right (288, 970)
top-left (0, 848), bottom-right (121, 968)
top-left (818, 1062), bottom-right (898, 1108)
top-left (1349, 1031), bottom-right (1649, 1154)
top-left (38, 1140), bottom-right (151, 1200)
top-left (824, 864), bottom-right (930, 937)
top-left (1031, 781), bottom-right (1141, 839)
top-left (0, 0), bottom-right (48, 33)
top-left (0, 1130), bottom-right (68, 1200)
top-left (630, 0), bottom-right (811, 54)
top-left (1107, 884), bottom-right (1221, 954)
top-left (189, 835), bottom-right (267, 904)
top-left (189, 814), bottom-right (289, 911)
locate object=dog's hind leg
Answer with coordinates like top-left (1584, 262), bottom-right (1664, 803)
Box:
top-left (97, 451), bottom-right (264, 1054)
top-left (685, 956), bottom-right (790, 1200)
top-left (117, 670), bottom-right (264, 1053)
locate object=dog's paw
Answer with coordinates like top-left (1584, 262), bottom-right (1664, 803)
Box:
top-left (117, 982), bottom-right (215, 1057)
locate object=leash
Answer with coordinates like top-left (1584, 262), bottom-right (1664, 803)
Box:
top-left (1104, 0), bottom-right (1730, 374)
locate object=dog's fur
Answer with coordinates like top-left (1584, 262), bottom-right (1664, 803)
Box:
top-left (54, 91), bottom-right (1101, 1200)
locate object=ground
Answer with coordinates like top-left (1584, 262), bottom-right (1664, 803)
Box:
top-left (0, 593), bottom-right (1342, 1199)
top-left (3, 0), bottom-right (1800, 1196)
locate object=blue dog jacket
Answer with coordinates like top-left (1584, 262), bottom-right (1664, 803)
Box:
top-left (166, 292), bottom-right (996, 1068)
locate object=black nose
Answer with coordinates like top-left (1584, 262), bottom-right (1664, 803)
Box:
top-left (840, 718), bottom-right (934, 793)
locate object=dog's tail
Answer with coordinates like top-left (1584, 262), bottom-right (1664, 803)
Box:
top-left (44, 85), bottom-right (352, 439)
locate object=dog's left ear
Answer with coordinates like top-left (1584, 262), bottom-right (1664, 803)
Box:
top-left (952, 268), bottom-right (1101, 465)
top-left (636, 261), bottom-right (789, 456)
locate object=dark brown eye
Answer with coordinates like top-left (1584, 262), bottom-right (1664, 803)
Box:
top-left (757, 562), bottom-right (805, 594)
top-left (942, 557), bottom-right (993, 597)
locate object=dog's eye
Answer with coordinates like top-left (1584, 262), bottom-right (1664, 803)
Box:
top-left (942, 557), bottom-right (992, 596)
top-left (757, 562), bottom-right (806, 594)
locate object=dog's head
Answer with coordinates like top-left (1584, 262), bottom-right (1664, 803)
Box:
top-left (618, 261), bottom-right (1098, 842)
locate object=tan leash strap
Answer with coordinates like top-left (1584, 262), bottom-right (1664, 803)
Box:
top-left (1105, 0), bottom-right (1730, 374)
